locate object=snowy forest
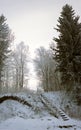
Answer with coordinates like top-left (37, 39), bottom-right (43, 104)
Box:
top-left (0, 3), bottom-right (81, 130)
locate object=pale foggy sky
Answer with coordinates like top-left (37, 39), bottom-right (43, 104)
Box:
top-left (0, 0), bottom-right (81, 56)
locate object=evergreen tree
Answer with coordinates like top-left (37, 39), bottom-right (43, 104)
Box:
top-left (53, 4), bottom-right (81, 91)
top-left (0, 15), bottom-right (11, 87)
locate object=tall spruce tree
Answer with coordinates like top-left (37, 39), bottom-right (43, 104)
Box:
top-left (0, 15), bottom-right (11, 87)
top-left (53, 4), bottom-right (81, 91)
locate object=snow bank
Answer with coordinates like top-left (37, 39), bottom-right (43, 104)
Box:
top-left (0, 91), bottom-right (81, 130)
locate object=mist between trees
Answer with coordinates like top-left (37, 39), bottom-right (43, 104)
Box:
top-left (0, 4), bottom-right (81, 105)
top-left (0, 15), bottom-right (60, 93)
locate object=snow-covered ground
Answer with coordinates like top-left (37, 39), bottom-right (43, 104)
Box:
top-left (0, 91), bottom-right (81, 130)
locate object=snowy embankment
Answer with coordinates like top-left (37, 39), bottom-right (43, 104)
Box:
top-left (0, 91), bottom-right (81, 130)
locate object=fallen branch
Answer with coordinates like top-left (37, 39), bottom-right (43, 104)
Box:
top-left (0, 95), bottom-right (32, 107)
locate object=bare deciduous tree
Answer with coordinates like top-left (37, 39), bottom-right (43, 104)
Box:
top-left (2, 42), bottom-right (29, 92)
top-left (34, 47), bottom-right (60, 92)
top-left (12, 42), bottom-right (29, 89)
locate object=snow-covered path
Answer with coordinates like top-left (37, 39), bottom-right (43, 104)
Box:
top-left (0, 116), bottom-right (79, 130)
